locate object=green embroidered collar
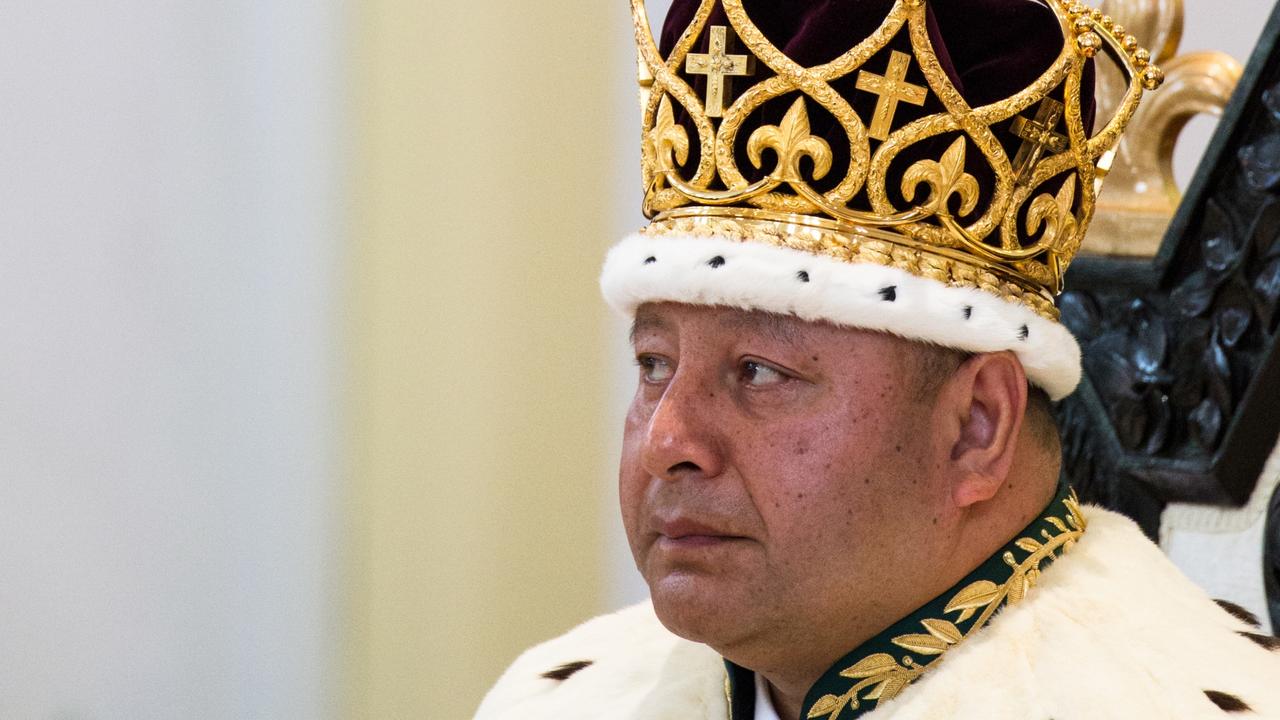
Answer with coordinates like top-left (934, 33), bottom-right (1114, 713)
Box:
top-left (725, 483), bottom-right (1086, 720)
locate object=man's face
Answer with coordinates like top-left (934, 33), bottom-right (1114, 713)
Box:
top-left (620, 302), bottom-right (949, 657)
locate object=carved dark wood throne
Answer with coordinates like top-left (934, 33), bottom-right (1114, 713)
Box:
top-left (1055, 0), bottom-right (1280, 631)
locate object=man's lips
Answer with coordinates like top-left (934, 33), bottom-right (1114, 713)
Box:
top-left (653, 517), bottom-right (745, 545)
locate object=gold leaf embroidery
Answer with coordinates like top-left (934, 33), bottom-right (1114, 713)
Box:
top-left (1008, 574), bottom-right (1029, 603)
top-left (890, 633), bottom-right (949, 655)
top-left (942, 579), bottom-right (999, 624)
top-left (819, 655), bottom-right (922, 720)
top-left (1015, 537), bottom-right (1042, 553)
top-left (920, 618), bottom-right (963, 645)
top-left (838, 653), bottom-right (898, 679)
top-left (863, 674), bottom-right (909, 702)
top-left (861, 680), bottom-right (888, 702)
top-left (1065, 492), bottom-right (1087, 531)
top-left (1027, 566), bottom-right (1042, 586)
top-left (807, 694), bottom-right (844, 719)
top-left (882, 675), bottom-right (911, 702)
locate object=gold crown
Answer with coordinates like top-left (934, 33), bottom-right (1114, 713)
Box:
top-left (632, 0), bottom-right (1162, 319)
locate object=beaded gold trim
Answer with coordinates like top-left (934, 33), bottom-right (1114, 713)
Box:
top-left (642, 211), bottom-right (1060, 320)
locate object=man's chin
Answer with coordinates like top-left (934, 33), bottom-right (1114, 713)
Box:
top-left (647, 572), bottom-right (751, 646)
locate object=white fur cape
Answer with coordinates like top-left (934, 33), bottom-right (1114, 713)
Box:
top-left (476, 507), bottom-right (1280, 719)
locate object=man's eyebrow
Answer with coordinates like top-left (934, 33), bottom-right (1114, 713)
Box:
top-left (628, 309), bottom-right (805, 345)
top-left (629, 314), bottom-right (668, 345)
top-left (732, 311), bottom-right (804, 347)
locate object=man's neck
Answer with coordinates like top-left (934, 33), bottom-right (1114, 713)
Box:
top-left (761, 675), bottom-right (804, 720)
top-left (737, 478), bottom-right (1071, 720)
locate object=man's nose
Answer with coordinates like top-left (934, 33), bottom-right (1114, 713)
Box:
top-left (641, 369), bottom-right (724, 482)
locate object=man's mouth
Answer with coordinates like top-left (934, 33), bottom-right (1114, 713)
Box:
top-left (654, 517), bottom-right (744, 547)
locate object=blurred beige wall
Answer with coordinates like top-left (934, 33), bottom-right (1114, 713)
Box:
top-left (347, 2), bottom-right (623, 717)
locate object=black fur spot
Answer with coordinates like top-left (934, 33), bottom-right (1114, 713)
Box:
top-left (1240, 631), bottom-right (1280, 652)
top-left (1204, 690), bottom-right (1251, 712)
top-left (541, 660), bottom-right (594, 681)
top-left (879, 286), bottom-right (897, 302)
top-left (708, 256), bottom-right (726, 268)
top-left (797, 270), bottom-right (810, 283)
top-left (963, 305), bottom-right (973, 320)
top-left (1216, 599), bottom-right (1262, 628)
top-left (644, 256), bottom-right (656, 265)
top-left (1018, 325), bottom-right (1030, 341)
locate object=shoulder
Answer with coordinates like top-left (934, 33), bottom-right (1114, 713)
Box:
top-left (878, 507), bottom-right (1280, 720)
top-left (474, 600), bottom-right (727, 720)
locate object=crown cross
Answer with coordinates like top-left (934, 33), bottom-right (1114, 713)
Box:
top-left (686, 25), bottom-right (755, 118)
top-left (1011, 98), bottom-right (1069, 184)
top-left (855, 50), bottom-right (928, 141)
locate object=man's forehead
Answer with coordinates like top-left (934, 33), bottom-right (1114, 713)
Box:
top-left (629, 303), bottom-right (817, 346)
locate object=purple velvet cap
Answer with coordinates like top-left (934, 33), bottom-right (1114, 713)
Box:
top-left (658, 0), bottom-right (1095, 205)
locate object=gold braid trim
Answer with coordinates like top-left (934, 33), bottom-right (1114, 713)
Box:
top-left (642, 212), bottom-right (1060, 320)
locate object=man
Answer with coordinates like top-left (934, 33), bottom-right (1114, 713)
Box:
top-left (477, 0), bottom-right (1280, 717)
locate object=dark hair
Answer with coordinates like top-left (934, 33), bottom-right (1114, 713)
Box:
top-left (912, 344), bottom-right (1060, 454)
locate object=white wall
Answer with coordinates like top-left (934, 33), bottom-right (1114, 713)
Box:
top-left (606, 0), bottom-right (675, 610)
top-left (1172, 2), bottom-right (1273, 185)
top-left (0, 3), bottom-right (344, 718)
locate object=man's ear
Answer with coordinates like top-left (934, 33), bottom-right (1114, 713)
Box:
top-left (938, 351), bottom-right (1028, 508)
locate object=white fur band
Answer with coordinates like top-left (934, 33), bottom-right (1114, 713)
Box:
top-left (600, 233), bottom-right (1082, 400)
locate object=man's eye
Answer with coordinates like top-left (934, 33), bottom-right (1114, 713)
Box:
top-left (636, 355), bottom-right (673, 383)
top-left (741, 360), bottom-right (787, 387)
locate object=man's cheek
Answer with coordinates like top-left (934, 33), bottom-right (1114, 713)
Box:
top-left (617, 472), bottom-right (643, 533)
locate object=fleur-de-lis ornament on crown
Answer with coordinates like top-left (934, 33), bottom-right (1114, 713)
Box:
top-left (632, 0), bottom-right (1162, 319)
